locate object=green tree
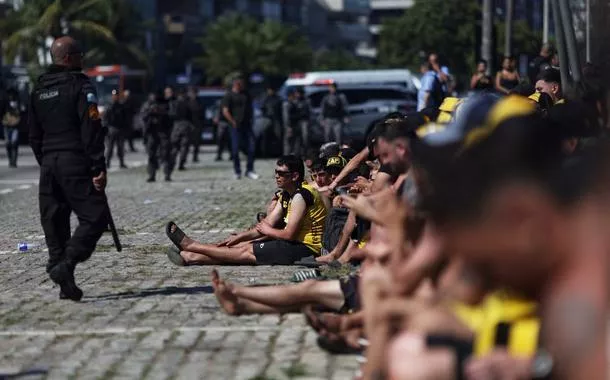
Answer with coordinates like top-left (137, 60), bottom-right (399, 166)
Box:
top-left (378, 0), bottom-right (479, 83)
top-left (312, 48), bottom-right (372, 71)
top-left (495, 20), bottom-right (542, 61)
top-left (0, 0), bottom-right (149, 71)
top-left (197, 13), bottom-right (313, 83)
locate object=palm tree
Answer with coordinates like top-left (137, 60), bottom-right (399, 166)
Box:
top-left (1, 0), bottom-right (114, 65)
top-left (0, 0), bottom-right (150, 71)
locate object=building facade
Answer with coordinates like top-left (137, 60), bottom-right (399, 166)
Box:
top-left (129, 0), bottom-right (375, 85)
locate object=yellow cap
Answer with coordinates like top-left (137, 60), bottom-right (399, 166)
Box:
top-left (527, 92), bottom-right (541, 103)
top-left (436, 111), bottom-right (453, 124)
top-left (439, 97), bottom-right (461, 113)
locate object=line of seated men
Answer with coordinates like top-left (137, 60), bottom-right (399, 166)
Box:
top-left (164, 81), bottom-right (608, 380)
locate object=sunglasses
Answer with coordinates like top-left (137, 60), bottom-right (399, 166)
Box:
top-left (65, 51), bottom-right (84, 59)
top-left (275, 170), bottom-right (292, 177)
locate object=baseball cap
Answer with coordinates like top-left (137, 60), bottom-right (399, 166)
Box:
top-left (326, 155), bottom-right (347, 170)
top-left (414, 93), bottom-right (535, 150)
top-left (319, 142), bottom-right (341, 159)
top-left (413, 94), bottom-right (567, 223)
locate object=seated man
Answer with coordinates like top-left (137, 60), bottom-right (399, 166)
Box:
top-left (310, 158), bottom-right (332, 189)
top-left (165, 155), bottom-right (328, 265)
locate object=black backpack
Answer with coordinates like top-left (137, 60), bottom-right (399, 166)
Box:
top-left (322, 207), bottom-right (349, 252)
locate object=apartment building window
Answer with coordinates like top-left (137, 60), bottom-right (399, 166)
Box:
top-left (262, 0), bottom-right (281, 21)
top-left (199, 0), bottom-right (214, 20)
top-left (237, 0), bottom-right (248, 12)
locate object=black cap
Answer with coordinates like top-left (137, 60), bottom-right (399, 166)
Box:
top-left (537, 67), bottom-right (561, 84)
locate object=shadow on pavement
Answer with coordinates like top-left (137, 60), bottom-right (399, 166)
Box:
top-left (83, 285), bottom-right (214, 302)
top-left (0, 368), bottom-right (48, 379)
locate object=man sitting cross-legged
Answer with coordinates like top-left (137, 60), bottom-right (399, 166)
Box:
top-left (165, 155), bottom-right (328, 265)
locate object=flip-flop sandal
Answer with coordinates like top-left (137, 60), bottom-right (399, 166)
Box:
top-left (166, 246), bottom-right (186, 266)
top-left (290, 268), bottom-right (322, 282)
top-left (316, 335), bottom-right (362, 355)
top-left (294, 256), bottom-right (322, 268)
top-left (166, 221), bottom-right (186, 250)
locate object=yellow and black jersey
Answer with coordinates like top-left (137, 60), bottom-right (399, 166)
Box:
top-left (452, 290), bottom-right (539, 357)
top-left (281, 182), bottom-right (328, 255)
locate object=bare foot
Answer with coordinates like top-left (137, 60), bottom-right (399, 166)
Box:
top-left (211, 269), bottom-right (242, 316)
top-left (169, 223), bottom-right (195, 250)
top-left (316, 255), bottom-right (335, 264)
top-left (304, 306), bottom-right (344, 335)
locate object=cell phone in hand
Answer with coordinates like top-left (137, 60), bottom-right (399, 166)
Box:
top-left (336, 186), bottom-right (349, 196)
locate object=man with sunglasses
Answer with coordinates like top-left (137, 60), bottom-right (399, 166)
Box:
top-left (165, 155), bottom-right (328, 265)
top-left (28, 36), bottom-right (108, 301)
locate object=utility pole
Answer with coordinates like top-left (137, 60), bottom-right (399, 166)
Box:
top-left (481, 0), bottom-right (493, 75)
top-left (543, 0), bottom-right (549, 44)
top-left (585, 0), bottom-right (590, 62)
top-left (558, 0), bottom-right (581, 83)
top-left (551, 0), bottom-right (569, 88)
top-left (504, 0), bottom-right (514, 56)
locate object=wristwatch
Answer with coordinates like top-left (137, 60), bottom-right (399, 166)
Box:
top-left (531, 349), bottom-right (553, 379)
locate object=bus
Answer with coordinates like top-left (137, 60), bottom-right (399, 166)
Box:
top-left (84, 65), bottom-right (148, 113)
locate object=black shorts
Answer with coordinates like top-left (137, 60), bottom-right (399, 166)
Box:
top-left (253, 240), bottom-right (315, 265)
top-left (339, 273), bottom-right (360, 313)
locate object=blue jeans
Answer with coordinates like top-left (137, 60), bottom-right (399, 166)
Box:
top-left (230, 126), bottom-right (255, 175)
top-left (4, 126), bottom-right (19, 145)
top-left (4, 127), bottom-right (19, 166)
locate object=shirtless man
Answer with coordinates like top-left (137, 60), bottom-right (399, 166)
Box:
top-left (388, 95), bottom-right (607, 380)
top-left (165, 155), bottom-right (327, 265)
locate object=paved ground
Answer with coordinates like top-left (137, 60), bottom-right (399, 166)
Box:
top-left (0, 143), bottom-right (359, 380)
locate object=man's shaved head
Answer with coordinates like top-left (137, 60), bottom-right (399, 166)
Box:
top-left (50, 36), bottom-right (83, 68)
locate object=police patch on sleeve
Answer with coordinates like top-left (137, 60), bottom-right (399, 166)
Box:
top-left (88, 104), bottom-right (100, 121)
top-left (86, 93), bottom-right (98, 103)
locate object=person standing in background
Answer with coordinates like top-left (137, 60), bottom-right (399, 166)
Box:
top-left (260, 85), bottom-right (283, 157)
top-left (121, 89), bottom-right (137, 152)
top-left (470, 60), bottom-right (494, 92)
top-left (221, 75), bottom-right (258, 180)
top-left (2, 88), bottom-right (23, 168)
top-left (187, 87), bottom-right (203, 163)
top-left (104, 89), bottom-right (127, 169)
top-left (320, 83), bottom-right (349, 146)
top-left (495, 56), bottom-right (521, 94)
top-left (171, 90), bottom-right (193, 171)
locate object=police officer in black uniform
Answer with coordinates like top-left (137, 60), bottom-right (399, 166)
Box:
top-left (28, 36), bottom-right (108, 301)
top-left (104, 89), bottom-right (127, 169)
top-left (144, 92), bottom-right (173, 182)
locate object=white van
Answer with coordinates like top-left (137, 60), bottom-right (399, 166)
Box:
top-left (279, 69), bottom-right (420, 98)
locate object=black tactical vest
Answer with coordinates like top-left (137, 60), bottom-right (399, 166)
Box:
top-left (31, 68), bottom-right (85, 154)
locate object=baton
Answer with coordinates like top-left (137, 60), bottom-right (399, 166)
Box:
top-left (107, 203), bottom-right (122, 252)
top-left (102, 190), bottom-right (122, 252)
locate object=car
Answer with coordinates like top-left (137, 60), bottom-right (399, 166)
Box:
top-left (196, 88), bottom-right (226, 144)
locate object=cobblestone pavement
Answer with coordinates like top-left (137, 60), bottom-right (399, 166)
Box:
top-left (0, 145), bottom-right (359, 380)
